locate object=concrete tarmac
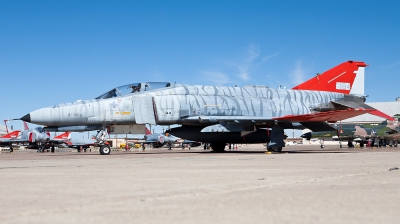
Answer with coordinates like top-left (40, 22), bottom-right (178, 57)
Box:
top-left (0, 145), bottom-right (399, 224)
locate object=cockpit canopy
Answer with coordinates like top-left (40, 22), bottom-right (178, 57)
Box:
top-left (34, 126), bottom-right (45, 133)
top-left (95, 82), bottom-right (172, 99)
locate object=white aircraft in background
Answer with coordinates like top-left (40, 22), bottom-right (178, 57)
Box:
top-left (0, 121), bottom-right (70, 152)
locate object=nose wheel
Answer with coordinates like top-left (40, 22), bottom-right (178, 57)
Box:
top-left (99, 145), bottom-right (111, 155)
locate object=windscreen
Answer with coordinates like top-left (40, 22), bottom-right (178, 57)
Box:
top-left (95, 82), bottom-right (172, 99)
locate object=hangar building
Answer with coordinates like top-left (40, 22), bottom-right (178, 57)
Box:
top-left (343, 98), bottom-right (400, 123)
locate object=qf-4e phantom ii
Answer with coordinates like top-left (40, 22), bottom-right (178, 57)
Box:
top-left (19, 61), bottom-right (392, 155)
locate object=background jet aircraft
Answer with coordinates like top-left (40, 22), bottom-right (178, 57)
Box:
top-left (20, 61), bottom-right (393, 154)
top-left (144, 132), bottom-right (179, 149)
top-left (181, 139), bottom-right (202, 149)
top-left (301, 119), bottom-right (400, 148)
top-left (126, 127), bottom-right (180, 149)
top-left (0, 121), bottom-right (71, 152)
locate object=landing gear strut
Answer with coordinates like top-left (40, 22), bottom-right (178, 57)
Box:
top-left (348, 140), bottom-right (354, 148)
top-left (95, 127), bottom-right (111, 155)
top-left (319, 140), bottom-right (325, 148)
top-left (267, 125), bottom-right (285, 153)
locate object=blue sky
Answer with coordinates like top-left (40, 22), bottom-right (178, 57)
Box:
top-left (1, 0), bottom-right (399, 137)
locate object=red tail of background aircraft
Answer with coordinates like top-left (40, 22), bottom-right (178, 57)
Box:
top-left (0, 130), bottom-right (21, 139)
top-left (53, 132), bottom-right (71, 140)
top-left (145, 127), bottom-right (152, 135)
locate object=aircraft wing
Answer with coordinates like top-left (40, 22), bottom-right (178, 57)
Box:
top-left (0, 138), bottom-right (30, 146)
top-left (0, 138), bottom-right (17, 143)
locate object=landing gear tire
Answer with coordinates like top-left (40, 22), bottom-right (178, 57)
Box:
top-left (211, 143), bottom-right (226, 152)
top-left (320, 145), bottom-right (325, 148)
top-left (267, 146), bottom-right (282, 152)
top-left (100, 145), bottom-right (111, 155)
top-left (348, 140), bottom-right (354, 148)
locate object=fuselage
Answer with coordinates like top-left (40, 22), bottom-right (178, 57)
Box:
top-left (23, 83), bottom-right (349, 128)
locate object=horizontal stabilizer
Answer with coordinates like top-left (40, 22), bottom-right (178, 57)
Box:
top-left (332, 101), bottom-right (394, 121)
top-left (368, 110), bottom-right (395, 121)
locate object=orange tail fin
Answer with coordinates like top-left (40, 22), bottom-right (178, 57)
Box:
top-left (292, 61), bottom-right (367, 95)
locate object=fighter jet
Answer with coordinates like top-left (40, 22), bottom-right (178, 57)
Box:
top-left (0, 121), bottom-right (70, 152)
top-left (19, 61), bottom-right (392, 154)
top-left (126, 127), bottom-right (180, 149)
top-left (145, 132), bottom-right (179, 149)
top-left (301, 119), bottom-right (400, 148)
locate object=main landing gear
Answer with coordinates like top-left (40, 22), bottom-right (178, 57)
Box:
top-left (267, 146), bottom-right (283, 152)
top-left (96, 127), bottom-right (111, 155)
top-left (266, 125), bottom-right (285, 153)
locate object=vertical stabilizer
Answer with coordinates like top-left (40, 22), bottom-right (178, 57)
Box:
top-left (145, 127), bottom-right (152, 135)
top-left (292, 61), bottom-right (367, 95)
top-left (0, 130), bottom-right (21, 139)
top-left (53, 132), bottom-right (71, 140)
top-left (23, 121), bottom-right (29, 131)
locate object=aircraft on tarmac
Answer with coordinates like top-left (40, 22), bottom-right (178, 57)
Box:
top-left (181, 139), bottom-right (202, 149)
top-left (19, 61), bottom-right (393, 155)
top-left (0, 121), bottom-right (70, 152)
top-left (126, 127), bottom-right (180, 149)
top-left (301, 119), bottom-right (400, 148)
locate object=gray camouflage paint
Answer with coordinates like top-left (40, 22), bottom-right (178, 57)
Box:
top-left (25, 83), bottom-right (347, 127)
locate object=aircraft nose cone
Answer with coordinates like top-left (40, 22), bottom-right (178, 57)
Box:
top-left (300, 132), bottom-right (311, 140)
top-left (21, 114), bottom-right (31, 122)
